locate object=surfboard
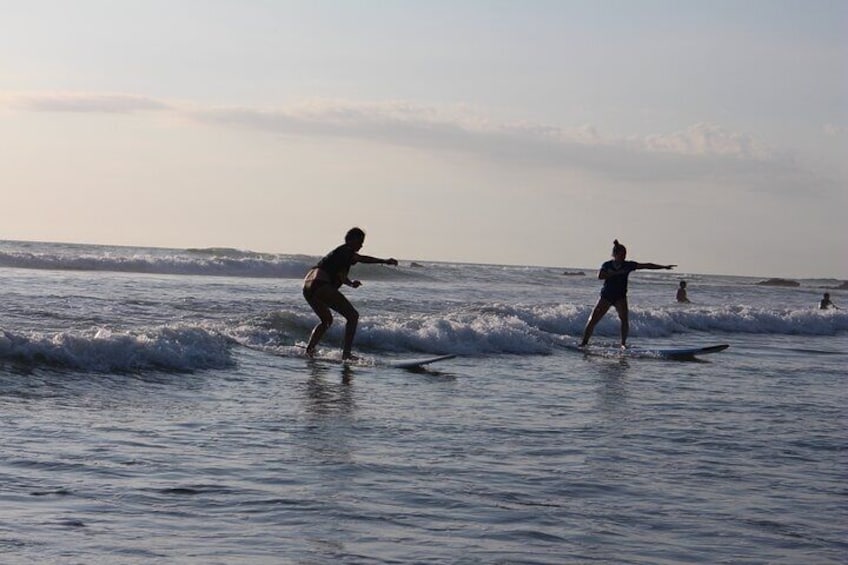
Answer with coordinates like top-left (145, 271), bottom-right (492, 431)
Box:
top-left (561, 342), bottom-right (729, 360)
top-left (241, 342), bottom-right (456, 369)
top-left (388, 354), bottom-right (457, 369)
top-left (308, 352), bottom-right (456, 369)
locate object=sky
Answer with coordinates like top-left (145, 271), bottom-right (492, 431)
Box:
top-left (1, 0), bottom-right (846, 278)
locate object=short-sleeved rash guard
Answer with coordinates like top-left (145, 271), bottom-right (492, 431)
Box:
top-left (315, 244), bottom-right (358, 288)
top-left (600, 260), bottom-right (637, 302)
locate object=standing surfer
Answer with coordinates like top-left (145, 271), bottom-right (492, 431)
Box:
top-left (676, 280), bottom-right (691, 303)
top-left (580, 239), bottom-right (676, 348)
top-left (302, 227), bottom-right (397, 360)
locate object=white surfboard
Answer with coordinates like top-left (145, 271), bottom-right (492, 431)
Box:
top-left (562, 342), bottom-right (729, 360)
top-left (387, 354), bottom-right (457, 369)
top-left (315, 353), bottom-right (456, 369)
top-left (626, 344), bottom-right (728, 360)
top-left (243, 342), bottom-right (456, 369)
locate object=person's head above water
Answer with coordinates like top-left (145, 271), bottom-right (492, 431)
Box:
top-left (612, 239), bottom-right (627, 259)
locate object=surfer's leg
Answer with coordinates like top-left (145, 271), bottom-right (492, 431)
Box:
top-left (304, 286), bottom-right (334, 356)
top-left (613, 298), bottom-right (629, 347)
top-left (321, 289), bottom-right (360, 359)
top-left (581, 298), bottom-right (612, 346)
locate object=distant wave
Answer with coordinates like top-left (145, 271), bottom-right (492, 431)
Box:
top-left (0, 326), bottom-right (234, 373)
top-left (0, 249), bottom-right (312, 278)
top-left (0, 249), bottom-right (417, 280)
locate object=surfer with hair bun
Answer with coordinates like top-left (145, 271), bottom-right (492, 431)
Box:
top-left (302, 227), bottom-right (398, 360)
top-left (580, 239), bottom-right (676, 348)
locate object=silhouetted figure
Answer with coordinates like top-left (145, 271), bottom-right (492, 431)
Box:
top-left (581, 239), bottom-right (676, 348)
top-left (820, 292), bottom-right (839, 310)
top-left (303, 227), bottom-right (397, 359)
top-left (676, 281), bottom-right (691, 303)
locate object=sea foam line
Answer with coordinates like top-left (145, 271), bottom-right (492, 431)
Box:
top-left (0, 326), bottom-right (234, 372)
top-left (238, 303), bottom-right (848, 357)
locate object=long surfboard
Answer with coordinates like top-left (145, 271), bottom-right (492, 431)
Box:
top-left (307, 352), bottom-right (457, 370)
top-left (561, 342), bottom-right (729, 360)
top-left (388, 354), bottom-right (457, 369)
top-left (241, 342), bottom-right (456, 370)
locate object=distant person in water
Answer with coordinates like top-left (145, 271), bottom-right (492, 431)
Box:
top-left (676, 280), bottom-right (691, 303)
top-left (580, 239), bottom-right (676, 348)
top-left (302, 227), bottom-right (397, 359)
top-left (820, 292), bottom-right (839, 310)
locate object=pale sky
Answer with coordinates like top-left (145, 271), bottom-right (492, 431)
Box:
top-left (2, 0), bottom-right (846, 278)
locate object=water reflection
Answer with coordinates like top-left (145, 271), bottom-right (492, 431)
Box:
top-left (304, 361), bottom-right (355, 417)
top-left (594, 358), bottom-right (630, 415)
top-left (296, 361), bottom-right (358, 467)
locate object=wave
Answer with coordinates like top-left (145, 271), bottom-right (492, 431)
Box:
top-left (6, 306), bottom-right (842, 372)
top-left (0, 326), bottom-right (234, 373)
top-left (12, 302), bottom-right (833, 372)
top-left (0, 248), bottom-right (418, 281)
top-left (227, 308), bottom-right (551, 355)
top-left (0, 248), bottom-right (312, 278)
top-left (231, 303), bottom-right (848, 357)
top-left (498, 303), bottom-right (848, 339)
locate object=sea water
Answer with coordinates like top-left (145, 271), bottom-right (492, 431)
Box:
top-left (0, 240), bottom-right (845, 564)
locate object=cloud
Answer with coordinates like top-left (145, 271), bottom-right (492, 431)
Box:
top-left (2, 90), bottom-right (816, 189)
top-left (187, 101), bottom-right (784, 182)
top-left (823, 123), bottom-right (846, 136)
top-left (638, 123), bottom-right (772, 160)
top-left (7, 92), bottom-right (170, 113)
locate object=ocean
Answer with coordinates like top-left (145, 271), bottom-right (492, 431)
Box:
top-left (1, 240), bottom-right (845, 564)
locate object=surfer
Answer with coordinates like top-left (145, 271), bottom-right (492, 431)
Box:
top-left (302, 227), bottom-right (397, 360)
top-left (676, 281), bottom-right (691, 303)
top-left (820, 292), bottom-right (839, 310)
top-left (580, 239), bottom-right (676, 348)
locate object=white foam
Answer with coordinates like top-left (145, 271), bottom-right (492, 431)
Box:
top-left (0, 326), bottom-right (233, 372)
top-left (240, 303), bottom-right (848, 356)
top-left (0, 249), bottom-right (313, 279)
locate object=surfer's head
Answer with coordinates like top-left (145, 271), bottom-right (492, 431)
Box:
top-left (612, 239), bottom-right (626, 259)
top-left (345, 227), bottom-right (366, 250)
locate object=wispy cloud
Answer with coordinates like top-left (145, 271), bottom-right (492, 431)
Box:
top-left (187, 101), bottom-right (786, 183)
top-left (638, 123), bottom-right (772, 160)
top-left (823, 123), bottom-right (846, 137)
top-left (3, 91), bottom-right (815, 189)
top-left (7, 92), bottom-right (170, 113)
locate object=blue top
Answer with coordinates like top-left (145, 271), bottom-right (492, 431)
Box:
top-left (600, 260), bottom-right (637, 301)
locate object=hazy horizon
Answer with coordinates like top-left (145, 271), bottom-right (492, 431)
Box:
top-left (3, 236), bottom-right (846, 282)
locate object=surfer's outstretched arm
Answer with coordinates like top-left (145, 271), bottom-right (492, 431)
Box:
top-left (354, 254), bottom-right (398, 266)
top-left (635, 263), bottom-right (676, 270)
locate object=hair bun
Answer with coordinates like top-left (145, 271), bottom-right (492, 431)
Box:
top-left (613, 239), bottom-right (620, 245)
